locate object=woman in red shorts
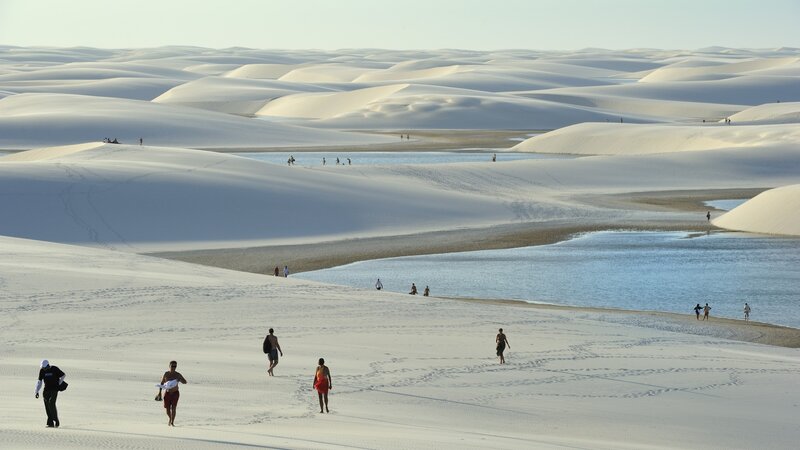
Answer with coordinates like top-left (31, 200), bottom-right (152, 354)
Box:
top-left (313, 358), bottom-right (332, 413)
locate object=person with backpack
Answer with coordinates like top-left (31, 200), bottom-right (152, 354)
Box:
top-left (35, 359), bottom-right (66, 428)
top-left (263, 328), bottom-right (283, 376)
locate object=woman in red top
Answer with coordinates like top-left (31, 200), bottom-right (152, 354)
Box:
top-left (313, 358), bottom-right (332, 413)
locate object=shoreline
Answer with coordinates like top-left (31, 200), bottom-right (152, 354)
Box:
top-left (442, 296), bottom-right (800, 348)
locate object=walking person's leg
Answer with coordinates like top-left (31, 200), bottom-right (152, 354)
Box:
top-left (318, 392), bottom-right (324, 413)
top-left (43, 390), bottom-right (58, 427)
top-left (323, 392), bottom-right (329, 413)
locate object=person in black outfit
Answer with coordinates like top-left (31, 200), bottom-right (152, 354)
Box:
top-left (35, 359), bottom-right (66, 428)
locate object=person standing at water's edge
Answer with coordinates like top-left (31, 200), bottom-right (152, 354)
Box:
top-left (409, 283), bottom-right (417, 295)
top-left (265, 328), bottom-right (283, 376)
top-left (35, 359), bottom-right (65, 428)
top-left (284, 265), bottom-right (289, 278)
top-left (155, 361), bottom-right (187, 426)
top-left (694, 303), bottom-right (702, 320)
top-left (703, 303), bottom-right (711, 321)
top-left (375, 278), bottom-right (383, 290)
top-left (496, 329), bottom-right (510, 364)
top-left (313, 358), bottom-right (332, 413)
top-left (423, 286), bottom-right (430, 296)
top-left (744, 303), bottom-right (751, 321)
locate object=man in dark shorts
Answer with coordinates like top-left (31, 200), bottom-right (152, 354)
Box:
top-left (266, 328), bottom-right (283, 376)
top-left (35, 359), bottom-right (66, 428)
top-left (155, 360), bottom-right (187, 426)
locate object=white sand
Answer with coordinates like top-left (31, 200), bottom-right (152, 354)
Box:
top-left (2, 236), bottom-right (799, 450)
top-left (1, 46), bottom-right (800, 449)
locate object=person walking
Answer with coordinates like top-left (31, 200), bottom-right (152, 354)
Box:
top-left (744, 303), bottom-right (751, 321)
top-left (375, 278), bottom-right (383, 290)
top-left (155, 361), bottom-right (187, 426)
top-left (694, 303), bottom-right (702, 320)
top-left (706, 211), bottom-right (711, 222)
top-left (496, 329), bottom-right (510, 364)
top-left (283, 265), bottom-right (289, 278)
top-left (264, 328), bottom-right (283, 376)
top-left (703, 303), bottom-right (711, 321)
top-left (313, 358), bottom-right (332, 413)
top-left (35, 360), bottom-right (66, 428)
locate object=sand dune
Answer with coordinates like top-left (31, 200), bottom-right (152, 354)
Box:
top-left (512, 122), bottom-right (800, 155)
top-left (154, 76), bottom-right (334, 115)
top-left (713, 184), bottom-right (800, 236)
top-left (728, 101), bottom-right (800, 124)
top-left (0, 93), bottom-right (391, 149)
top-left (2, 46), bottom-right (800, 448)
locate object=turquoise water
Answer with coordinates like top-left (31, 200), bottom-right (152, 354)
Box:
top-left (232, 151), bottom-right (575, 166)
top-left (297, 231), bottom-right (800, 328)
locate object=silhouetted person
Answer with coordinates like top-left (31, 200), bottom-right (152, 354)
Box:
top-left (265, 328), bottom-right (283, 376)
top-left (496, 329), bottom-right (510, 364)
top-left (694, 303), bottom-right (702, 320)
top-left (35, 360), bottom-right (66, 428)
top-left (744, 303), bottom-right (751, 321)
top-left (703, 303), bottom-right (711, 321)
top-left (423, 286), bottom-right (429, 296)
top-left (409, 283), bottom-right (417, 295)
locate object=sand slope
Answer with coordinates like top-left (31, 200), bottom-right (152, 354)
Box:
top-left (713, 184), bottom-right (800, 236)
top-left (0, 93), bottom-right (391, 149)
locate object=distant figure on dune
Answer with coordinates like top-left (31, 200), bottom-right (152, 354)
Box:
top-left (496, 328), bottom-right (510, 364)
top-left (706, 211), bottom-right (711, 222)
top-left (703, 303), bottom-right (711, 321)
top-left (284, 265), bottom-right (289, 278)
top-left (694, 303), bottom-right (702, 320)
top-left (375, 278), bottom-right (383, 290)
top-left (744, 303), bottom-right (751, 321)
top-left (313, 358), bottom-right (332, 413)
top-left (423, 286), bottom-right (429, 296)
top-left (155, 360), bottom-right (187, 426)
top-left (274, 266), bottom-right (279, 277)
top-left (409, 283), bottom-right (417, 295)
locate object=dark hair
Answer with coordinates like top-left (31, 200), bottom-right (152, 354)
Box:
top-left (269, 328), bottom-right (274, 334)
top-left (169, 360), bottom-right (177, 366)
top-left (499, 328), bottom-right (503, 332)
top-left (318, 358), bottom-right (325, 365)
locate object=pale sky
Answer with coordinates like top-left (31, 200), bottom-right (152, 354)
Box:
top-left (1, 0), bottom-right (798, 50)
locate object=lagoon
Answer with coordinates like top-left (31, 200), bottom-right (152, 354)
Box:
top-left (297, 231), bottom-right (800, 328)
